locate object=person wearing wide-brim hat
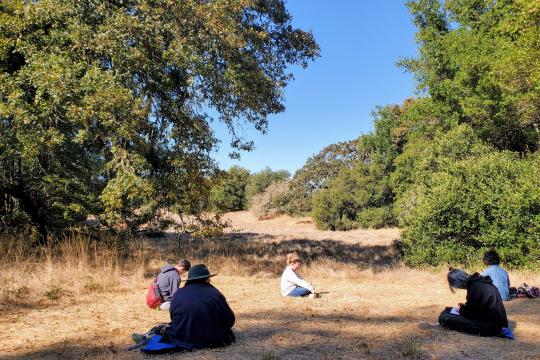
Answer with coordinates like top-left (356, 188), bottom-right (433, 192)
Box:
top-left (165, 264), bottom-right (235, 349)
top-left (182, 264), bottom-right (217, 283)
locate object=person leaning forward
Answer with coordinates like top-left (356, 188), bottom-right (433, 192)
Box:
top-left (165, 264), bottom-right (236, 349)
top-left (438, 268), bottom-right (510, 337)
top-left (156, 259), bottom-right (191, 311)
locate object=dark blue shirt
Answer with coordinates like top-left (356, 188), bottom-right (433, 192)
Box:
top-left (166, 282), bottom-right (235, 349)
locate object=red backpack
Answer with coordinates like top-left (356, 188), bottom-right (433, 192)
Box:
top-left (146, 276), bottom-right (163, 309)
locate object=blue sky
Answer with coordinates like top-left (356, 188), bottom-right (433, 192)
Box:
top-left (211, 1), bottom-right (418, 175)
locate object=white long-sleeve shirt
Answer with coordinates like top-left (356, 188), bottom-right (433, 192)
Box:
top-left (280, 266), bottom-right (314, 296)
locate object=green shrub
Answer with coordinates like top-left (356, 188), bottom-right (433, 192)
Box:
top-left (391, 124), bottom-right (492, 208)
top-left (209, 166), bottom-right (250, 211)
top-left (399, 152), bottom-right (540, 269)
top-left (311, 173), bottom-right (360, 231)
top-left (311, 159), bottom-right (397, 231)
top-left (245, 168), bottom-right (289, 206)
top-left (357, 206), bottom-right (397, 229)
top-left (287, 140), bottom-right (360, 215)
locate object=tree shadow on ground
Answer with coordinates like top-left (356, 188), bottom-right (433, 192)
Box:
top-left (160, 232), bottom-right (401, 275)
top-left (0, 344), bottom-right (136, 360)
top-left (503, 298), bottom-right (540, 316)
top-left (2, 305), bottom-right (538, 360)
top-left (233, 307), bottom-right (540, 360)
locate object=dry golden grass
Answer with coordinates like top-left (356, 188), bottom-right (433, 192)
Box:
top-left (1, 212), bottom-right (539, 360)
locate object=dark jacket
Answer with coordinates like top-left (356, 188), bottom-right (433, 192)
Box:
top-left (459, 274), bottom-right (508, 329)
top-left (166, 282), bottom-right (235, 349)
top-left (156, 265), bottom-right (180, 302)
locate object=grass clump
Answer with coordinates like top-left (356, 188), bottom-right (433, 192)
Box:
top-left (84, 280), bottom-right (105, 293)
top-left (401, 337), bottom-right (421, 358)
top-left (260, 350), bottom-right (280, 360)
top-left (44, 286), bottom-right (63, 301)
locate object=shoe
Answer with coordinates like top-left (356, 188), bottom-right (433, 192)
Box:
top-left (131, 333), bottom-right (145, 344)
top-left (500, 327), bottom-right (515, 340)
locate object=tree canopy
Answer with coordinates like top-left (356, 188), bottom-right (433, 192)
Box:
top-left (400, 0), bottom-right (540, 152)
top-left (0, 0), bottom-right (318, 240)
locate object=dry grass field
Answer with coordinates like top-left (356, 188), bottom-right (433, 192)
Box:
top-left (1, 211), bottom-right (539, 360)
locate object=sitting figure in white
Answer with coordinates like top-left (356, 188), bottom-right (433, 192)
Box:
top-left (280, 252), bottom-right (315, 298)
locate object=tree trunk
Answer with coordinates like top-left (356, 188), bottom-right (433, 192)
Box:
top-left (4, 186), bottom-right (48, 244)
top-left (36, 220), bottom-right (48, 245)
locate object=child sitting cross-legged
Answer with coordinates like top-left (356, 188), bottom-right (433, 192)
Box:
top-left (280, 252), bottom-right (316, 298)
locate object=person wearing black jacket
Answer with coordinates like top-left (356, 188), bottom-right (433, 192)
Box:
top-left (439, 268), bottom-right (509, 337)
top-left (165, 264), bottom-right (235, 349)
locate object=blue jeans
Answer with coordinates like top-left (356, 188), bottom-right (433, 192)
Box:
top-left (288, 287), bottom-right (311, 297)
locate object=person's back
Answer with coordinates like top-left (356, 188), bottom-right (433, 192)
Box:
top-left (481, 250), bottom-right (510, 301)
top-left (482, 265), bottom-right (510, 301)
top-left (166, 265), bottom-right (235, 349)
top-left (156, 265), bottom-right (180, 302)
top-left (439, 268), bottom-right (511, 337)
top-left (280, 266), bottom-right (299, 296)
top-left (461, 274), bottom-right (508, 329)
top-left (155, 260), bottom-right (191, 310)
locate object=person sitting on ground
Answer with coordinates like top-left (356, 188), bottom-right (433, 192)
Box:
top-left (481, 250), bottom-right (510, 301)
top-left (438, 268), bottom-right (512, 338)
top-left (280, 252), bottom-right (315, 297)
top-left (165, 264), bottom-right (235, 349)
top-left (156, 259), bottom-right (191, 311)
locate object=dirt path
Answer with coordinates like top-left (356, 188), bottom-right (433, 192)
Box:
top-left (1, 212), bottom-right (539, 360)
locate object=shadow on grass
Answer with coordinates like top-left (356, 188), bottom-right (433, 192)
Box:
top-left (234, 307), bottom-right (540, 360)
top-left (503, 298), bottom-right (540, 316)
top-left (1, 306), bottom-right (539, 360)
top-left (0, 344), bottom-right (131, 360)
top-left (147, 232), bottom-right (402, 276)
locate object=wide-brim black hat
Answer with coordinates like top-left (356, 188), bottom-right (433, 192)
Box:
top-left (183, 264), bottom-right (217, 281)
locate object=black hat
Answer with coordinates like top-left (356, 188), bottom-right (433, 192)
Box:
top-left (184, 264), bottom-right (217, 281)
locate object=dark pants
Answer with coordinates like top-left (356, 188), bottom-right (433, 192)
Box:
top-left (438, 307), bottom-right (501, 337)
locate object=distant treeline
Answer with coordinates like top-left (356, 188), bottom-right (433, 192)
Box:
top-left (213, 0), bottom-right (540, 269)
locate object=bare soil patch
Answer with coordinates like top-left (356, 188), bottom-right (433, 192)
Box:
top-left (1, 212), bottom-right (538, 360)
